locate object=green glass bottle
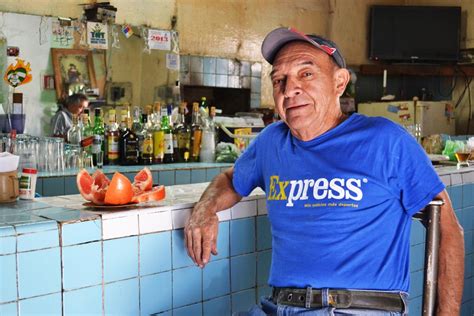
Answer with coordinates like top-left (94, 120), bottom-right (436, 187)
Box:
top-left (92, 108), bottom-right (105, 167)
top-left (162, 104), bottom-right (174, 163)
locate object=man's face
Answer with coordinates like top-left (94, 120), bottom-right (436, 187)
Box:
top-left (69, 100), bottom-right (88, 115)
top-left (270, 41), bottom-right (349, 140)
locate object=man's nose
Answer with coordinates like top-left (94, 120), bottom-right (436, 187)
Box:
top-left (283, 77), bottom-right (301, 98)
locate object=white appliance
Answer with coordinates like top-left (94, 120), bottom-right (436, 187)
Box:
top-left (357, 100), bottom-right (455, 136)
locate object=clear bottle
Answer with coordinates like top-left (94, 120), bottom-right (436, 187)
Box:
top-left (200, 96), bottom-right (209, 115)
top-left (140, 113), bottom-right (154, 165)
top-left (92, 108), bottom-right (105, 167)
top-left (152, 102), bottom-right (164, 164)
top-left (173, 102), bottom-right (191, 162)
top-left (119, 109), bottom-right (139, 165)
top-left (200, 107), bottom-right (216, 163)
top-left (80, 112), bottom-right (93, 154)
top-left (190, 102), bottom-right (202, 162)
top-left (131, 106), bottom-right (142, 133)
top-left (106, 109), bottom-right (120, 165)
top-left (67, 114), bottom-right (83, 145)
top-left (162, 104), bottom-right (174, 163)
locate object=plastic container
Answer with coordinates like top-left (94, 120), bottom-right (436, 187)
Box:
top-left (19, 168), bottom-right (37, 200)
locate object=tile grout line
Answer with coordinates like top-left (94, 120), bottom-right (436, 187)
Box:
top-left (101, 215), bottom-right (105, 316)
top-left (137, 215), bottom-right (141, 315)
top-left (13, 225), bottom-right (19, 316)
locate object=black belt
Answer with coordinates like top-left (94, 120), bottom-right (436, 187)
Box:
top-left (272, 287), bottom-right (404, 312)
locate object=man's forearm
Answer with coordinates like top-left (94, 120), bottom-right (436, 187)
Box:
top-left (195, 167), bottom-right (242, 214)
top-left (436, 191), bottom-right (464, 315)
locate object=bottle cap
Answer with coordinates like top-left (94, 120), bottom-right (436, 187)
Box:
top-left (22, 168), bottom-right (37, 174)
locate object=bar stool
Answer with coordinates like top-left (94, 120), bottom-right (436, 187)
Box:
top-left (413, 200), bottom-right (444, 316)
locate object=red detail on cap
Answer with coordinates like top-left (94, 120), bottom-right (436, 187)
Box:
top-left (319, 44), bottom-right (336, 55)
top-left (22, 168), bottom-right (37, 174)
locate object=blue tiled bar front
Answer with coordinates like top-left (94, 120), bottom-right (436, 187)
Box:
top-left (0, 166), bottom-right (473, 316)
top-left (36, 163), bottom-right (233, 197)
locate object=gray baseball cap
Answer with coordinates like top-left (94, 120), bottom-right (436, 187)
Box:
top-left (261, 27), bottom-right (346, 68)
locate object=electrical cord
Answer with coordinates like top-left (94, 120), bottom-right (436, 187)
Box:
top-left (466, 76), bottom-right (472, 135)
top-left (437, 65), bottom-right (458, 97)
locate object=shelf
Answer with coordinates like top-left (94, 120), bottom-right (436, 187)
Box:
top-left (358, 64), bottom-right (474, 77)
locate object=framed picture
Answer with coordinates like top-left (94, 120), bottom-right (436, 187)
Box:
top-left (51, 48), bottom-right (97, 100)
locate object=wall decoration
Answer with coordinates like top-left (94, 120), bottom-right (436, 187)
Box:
top-left (3, 58), bottom-right (32, 88)
top-left (121, 24), bottom-right (133, 38)
top-left (51, 20), bottom-right (74, 48)
top-left (87, 22), bottom-right (108, 49)
top-left (148, 29), bottom-right (171, 51)
top-left (51, 48), bottom-right (97, 99)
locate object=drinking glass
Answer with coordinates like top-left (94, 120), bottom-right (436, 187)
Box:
top-left (96, 151), bottom-right (104, 169)
top-left (455, 143), bottom-right (470, 169)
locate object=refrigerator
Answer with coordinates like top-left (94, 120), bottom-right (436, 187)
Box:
top-left (357, 100), bottom-right (455, 137)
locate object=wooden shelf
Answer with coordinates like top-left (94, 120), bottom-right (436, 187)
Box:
top-left (358, 64), bottom-right (474, 77)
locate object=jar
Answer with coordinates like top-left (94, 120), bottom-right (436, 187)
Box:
top-left (19, 168), bottom-right (37, 200)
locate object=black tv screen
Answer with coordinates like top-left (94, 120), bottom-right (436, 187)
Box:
top-left (369, 5), bottom-right (461, 63)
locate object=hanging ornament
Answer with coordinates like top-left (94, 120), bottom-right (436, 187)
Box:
top-left (111, 24), bottom-right (120, 49)
top-left (121, 24), bottom-right (133, 39)
top-left (171, 31), bottom-right (179, 54)
top-left (142, 27), bottom-right (151, 54)
top-left (4, 59), bottom-right (32, 88)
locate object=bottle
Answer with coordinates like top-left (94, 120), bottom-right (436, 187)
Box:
top-left (200, 96), bottom-right (209, 115)
top-left (200, 107), bottom-right (216, 163)
top-left (152, 102), bottom-right (164, 164)
top-left (67, 114), bottom-right (82, 145)
top-left (172, 80), bottom-right (181, 106)
top-left (119, 109), bottom-right (139, 165)
top-left (173, 102), bottom-right (191, 162)
top-left (209, 106), bottom-right (218, 145)
top-left (80, 112), bottom-right (94, 153)
top-left (140, 113), bottom-right (154, 165)
top-left (190, 102), bottom-right (202, 162)
top-left (162, 104), bottom-right (174, 163)
top-left (92, 108), bottom-right (105, 168)
top-left (106, 109), bottom-right (120, 165)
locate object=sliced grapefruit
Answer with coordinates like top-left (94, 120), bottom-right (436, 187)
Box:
top-left (131, 185), bottom-right (166, 204)
top-left (133, 167), bottom-right (153, 192)
top-left (77, 169), bottom-right (94, 201)
top-left (89, 170), bottom-right (110, 205)
top-left (104, 172), bottom-right (134, 205)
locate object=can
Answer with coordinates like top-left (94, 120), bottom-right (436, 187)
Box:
top-left (19, 168), bottom-right (37, 200)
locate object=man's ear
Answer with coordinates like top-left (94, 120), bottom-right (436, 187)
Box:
top-left (334, 68), bottom-right (350, 97)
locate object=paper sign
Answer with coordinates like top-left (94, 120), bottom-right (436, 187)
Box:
top-left (148, 29), bottom-right (171, 50)
top-left (87, 22), bottom-right (108, 49)
top-left (51, 20), bottom-right (74, 48)
top-left (166, 54), bottom-right (179, 70)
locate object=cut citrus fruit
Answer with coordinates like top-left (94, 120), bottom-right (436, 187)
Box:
top-left (131, 185), bottom-right (166, 204)
top-left (104, 172), bottom-right (134, 205)
top-left (133, 167), bottom-right (153, 192)
top-left (90, 170), bottom-right (110, 205)
top-left (77, 169), bottom-right (94, 201)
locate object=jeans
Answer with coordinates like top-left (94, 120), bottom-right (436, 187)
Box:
top-left (235, 293), bottom-right (409, 316)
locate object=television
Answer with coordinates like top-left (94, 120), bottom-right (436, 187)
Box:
top-left (369, 5), bottom-right (461, 63)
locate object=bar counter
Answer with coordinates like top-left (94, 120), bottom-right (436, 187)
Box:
top-left (0, 165), bottom-right (473, 316)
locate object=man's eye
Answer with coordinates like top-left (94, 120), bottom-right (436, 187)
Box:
top-left (272, 79), bottom-right (283, 85)
top-left (302, 72), bottom-right (313, 77)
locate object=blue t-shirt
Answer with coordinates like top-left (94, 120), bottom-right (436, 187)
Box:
top-left (232, 113), bottom-right (444, 292)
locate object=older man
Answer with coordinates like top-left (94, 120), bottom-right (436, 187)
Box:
top-left (50, 93), bottom-right (89, 138)
top-left (185, 27), bottom-right (464, 315)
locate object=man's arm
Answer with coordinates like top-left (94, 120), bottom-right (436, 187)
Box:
top-left (184, 167), bottom-right (242, 268)
top-left (436, 189), bottom-right (464, 315)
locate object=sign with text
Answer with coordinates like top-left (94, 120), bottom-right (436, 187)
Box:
top-left (87, 22), bottom-right (108, 49)
top-left (148, 29), bottom-right (171, 51)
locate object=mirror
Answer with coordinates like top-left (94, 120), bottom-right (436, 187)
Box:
top-left (0, 12), bottom-right (179, 136)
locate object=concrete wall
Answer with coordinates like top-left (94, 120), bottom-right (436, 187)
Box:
top-left (1, 0), bottom-right (474, 133)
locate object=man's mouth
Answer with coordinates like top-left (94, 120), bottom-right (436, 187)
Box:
top-left (285, 103), bottom-right (308, 111)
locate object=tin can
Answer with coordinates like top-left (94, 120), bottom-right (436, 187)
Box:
top-left (19, 168), bottom-right (37, 200)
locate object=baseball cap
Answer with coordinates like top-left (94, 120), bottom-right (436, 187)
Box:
top-left (261, 27), bottom-right (346, 68)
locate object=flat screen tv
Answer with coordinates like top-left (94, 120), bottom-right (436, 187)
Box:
top-left (369, 5), bottom-right (461, 63)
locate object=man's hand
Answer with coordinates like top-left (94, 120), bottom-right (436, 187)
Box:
top-left (184, 201), bottom-right (219, 268)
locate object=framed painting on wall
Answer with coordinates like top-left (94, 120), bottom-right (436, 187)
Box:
top-left (51, 48), bottom-right (97, 100)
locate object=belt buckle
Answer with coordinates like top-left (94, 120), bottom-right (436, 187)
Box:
top-left (329, 291), bottom-right (352, 308)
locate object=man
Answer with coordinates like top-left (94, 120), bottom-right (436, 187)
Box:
top-left (184, 27), bottom-right (464, 315)
top-left (50, 93), bottom-right (89, 138)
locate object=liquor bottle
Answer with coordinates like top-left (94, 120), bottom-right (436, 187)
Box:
top-left (200, 96), bottom-right (209, 115)
top-left (106, 109), bottom-right (120, 165)
top-left (173, 102), bottom-right (191, 162)
top-left (190, 102), bottom-right (202, 162)
top-left (67, 114), bottom-right (82, 145)
top-left (140, 113), bottom-right (154, 165)
top-left (152, 102), bottom-right (164, 164)
top-left (131, 106), bottom-right (142, 133)
top-left (80, 112), bottom-right (94, 153)
top-left (92, 108), bottom-right (105, 167)
top-left (162, 104), bottom-right (174, 163)
top-left (119, 110), bottom-right (139, 165)
top-left (200, 106), bottom-right (216, 162)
